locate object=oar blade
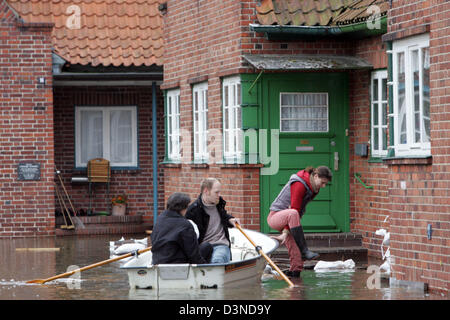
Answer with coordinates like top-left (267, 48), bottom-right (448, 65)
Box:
top-left (26, 279), bottom-right (46, 284)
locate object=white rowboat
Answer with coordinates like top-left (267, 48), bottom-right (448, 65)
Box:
top-left (121, 228), bottom-right (279, 289)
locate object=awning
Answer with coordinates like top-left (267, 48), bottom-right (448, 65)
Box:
top-left (243, 54), bottom-right (372, 71)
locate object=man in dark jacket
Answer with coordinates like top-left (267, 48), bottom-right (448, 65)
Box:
top-left (185, 178), bottom-right (239, 264)
top-left (151, 192), bottom-right (212, 264)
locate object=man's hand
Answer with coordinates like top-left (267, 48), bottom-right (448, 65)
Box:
top-left (228, 218), bottom-right (240, 228)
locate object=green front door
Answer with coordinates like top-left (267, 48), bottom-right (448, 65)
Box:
top-left (260, 73), bottom-right (349, 233)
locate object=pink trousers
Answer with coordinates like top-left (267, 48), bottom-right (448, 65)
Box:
top-left (267, 209), bottom-right (303, 272)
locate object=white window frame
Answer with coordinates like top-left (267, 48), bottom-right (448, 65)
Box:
top-left (75, 106), bottom-right (138, 168)
top-left (392, 33), bottom-right (431, 156)
top-left (371, 70), bottom-right (388, 157)
top-left (166, 89), bottom-right (181, 162)
top-left (193, 82), bottom-right (208, 162)
top-left (222, 76), bottom-right (243, 162)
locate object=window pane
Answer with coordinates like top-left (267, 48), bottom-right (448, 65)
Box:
top-left (372, 78), bottom-right (378, 101)
top-left (422, 47), bottom-right (430, 143)
top-left (224, 85), bottom-right (229, 107)
top-left (237, 83), bottom-right (241, 105)
top-left (412, 50), bottom-right (421, 143)
top-left (194, 92), bottom-right (198, 111)
top-left (80, 110), bottom-right (103, 163)
top-left (373, 103), bottom-right (379, 126)
top-left (237, 106), bottom-right (242, 129)
top-left (373, 127), bottom-right (379, 151)
top-left (110, 110), bottom-right (132, 163)
top-left (382, 127), bottom-right (387, 151)
top-left (382, 78), bottom-right (387, 101)
top-left (224, 107), bottom-right (229, 129)
top-left (382, 103), bottom-right (387, 126)
top-left (397, 52), bottom-right (407, 144)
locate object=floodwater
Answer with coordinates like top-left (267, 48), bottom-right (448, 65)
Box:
top-left (0, 235), bottom-right (445, 300)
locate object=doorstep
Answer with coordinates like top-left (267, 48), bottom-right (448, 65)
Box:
top-left (55, 215), bottom-right (152, 236)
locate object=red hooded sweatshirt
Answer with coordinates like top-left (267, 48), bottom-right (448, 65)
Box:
top-left (290, 169), bottom-right (316, 215)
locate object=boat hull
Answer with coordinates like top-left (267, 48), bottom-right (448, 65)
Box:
top-left (121, 228), bottom-right (278, 289)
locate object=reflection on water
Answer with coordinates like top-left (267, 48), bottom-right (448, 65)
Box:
top-left (0, 235), bottom-right (445, 300)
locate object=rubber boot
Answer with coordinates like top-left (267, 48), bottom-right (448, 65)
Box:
top-left (283, 269), bottom-right (301, 278)
top-left (290, 226), bottom-right (320, 260)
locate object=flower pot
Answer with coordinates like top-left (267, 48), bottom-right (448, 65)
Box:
top-left (112, 204), bottom-right (126, 216)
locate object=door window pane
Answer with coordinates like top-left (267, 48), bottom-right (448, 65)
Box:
top-left (280, 93), bottom-right (328, 132)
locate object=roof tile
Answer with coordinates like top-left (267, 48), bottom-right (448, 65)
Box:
top-left (256, 0), bottom-right (388, 26)
top-left (7, 0), bottom-right (164, 67)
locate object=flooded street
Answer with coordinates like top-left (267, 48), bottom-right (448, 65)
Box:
top-left (0, 235), bottom-right (445, 300)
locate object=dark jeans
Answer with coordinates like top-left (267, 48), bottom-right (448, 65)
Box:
top-left (199, 242), bottom-right (213, 263)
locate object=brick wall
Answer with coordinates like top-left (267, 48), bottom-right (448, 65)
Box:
top-left (348, 37), bottom-right (390, 256)
top-left (0, 2), bottom-right (55, 237)
top-left (383, 0), bottom-right (450, 294)
top-left (162, 0), bottom-right (263, 229)
top-left (53, 86), bottom-right (165, 225)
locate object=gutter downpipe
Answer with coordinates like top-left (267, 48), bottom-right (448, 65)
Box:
top-left (152, 81), bottom-right (158, 224)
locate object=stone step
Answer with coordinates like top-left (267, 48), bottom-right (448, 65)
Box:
top-left (272, 245), bottom-right (368, 266)
top-left (55, 215), bottom-right (150, 236)
top-left (270, 233), bottom-right (368, 267)
top-left (56, 215), bottom-right (142, 226)
top-left (303, 232), bottom-right (363, 248)
top-left (55, 223), bottom-right (151, 236)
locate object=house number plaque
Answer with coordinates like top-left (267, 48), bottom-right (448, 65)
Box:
top-left (17, 162), bottom-right (41, 181)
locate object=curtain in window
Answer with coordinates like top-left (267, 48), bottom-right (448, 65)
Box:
top-left (110, 110), bottom-right (132, 164)
top-left (280, 93), bottom-right (328, 132)
top-left (80, 110), bottom-right (103, 164)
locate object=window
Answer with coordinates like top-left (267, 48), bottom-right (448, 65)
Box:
top-left (280, 93), bottom-right (328, 132)
top-left (193, 82), bottom-right (208, 161)
top-left (371, 70), bottom-right (388, 157)
top-left (223, 76), bottom-right (243, 161)
top-left (166, 89), bottom-right (180, 161)
top-left (393, 34), bottom-right (430, 156)
top-left (75, 106), bottom-right (138, 168)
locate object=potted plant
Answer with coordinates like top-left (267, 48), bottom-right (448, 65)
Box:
top-left (111, 194), bottom-right (128, 216)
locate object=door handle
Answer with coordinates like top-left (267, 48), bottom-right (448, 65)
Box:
top-left (334, 152), bottom-right (339, 171)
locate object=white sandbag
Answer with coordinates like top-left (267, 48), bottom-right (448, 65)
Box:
top-left (314, 259), bottom-right (355, 271)
top-left (114, 242), bottom-right (145, 255)
top-left (134, 237), bottom-right (148, 245)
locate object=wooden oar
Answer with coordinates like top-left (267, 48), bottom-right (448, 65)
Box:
top-left (27, 247), bottom-right (151, 284)
top-left (235, 223), bottom-right (295, 288)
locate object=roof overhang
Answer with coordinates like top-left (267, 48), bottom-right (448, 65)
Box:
top-left (249, 16), bottom-right (387, 40)
top-left (243, 54), bottom-right (373, 71)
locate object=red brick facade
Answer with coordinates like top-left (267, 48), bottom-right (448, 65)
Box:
top-left (0, 0), bottom-right (447, 294)
top-left (53, 86), bottom-right (165, 225)
top-left (381, 0), bottom-right (449, 294)
top-left (161, 0), bottom-right (449, 293)
top-left (0, 2), bottom-right (55, 237)
top-left (161, 0), bottom-right (263, 229)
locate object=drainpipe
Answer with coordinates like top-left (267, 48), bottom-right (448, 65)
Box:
top-left (152, 81), bottom-right (158, 224)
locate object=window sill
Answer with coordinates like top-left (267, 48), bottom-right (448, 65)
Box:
top-left (190, 163), bottom-right (209, 169)
top-left (160, 161), bottom-right (182, 168)
top-left (219, 163), bottom-right (264, 169)
top-left (368, 157), bottom-right (384, 163)
top-left (382, 155), bottom-right (432, 165)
